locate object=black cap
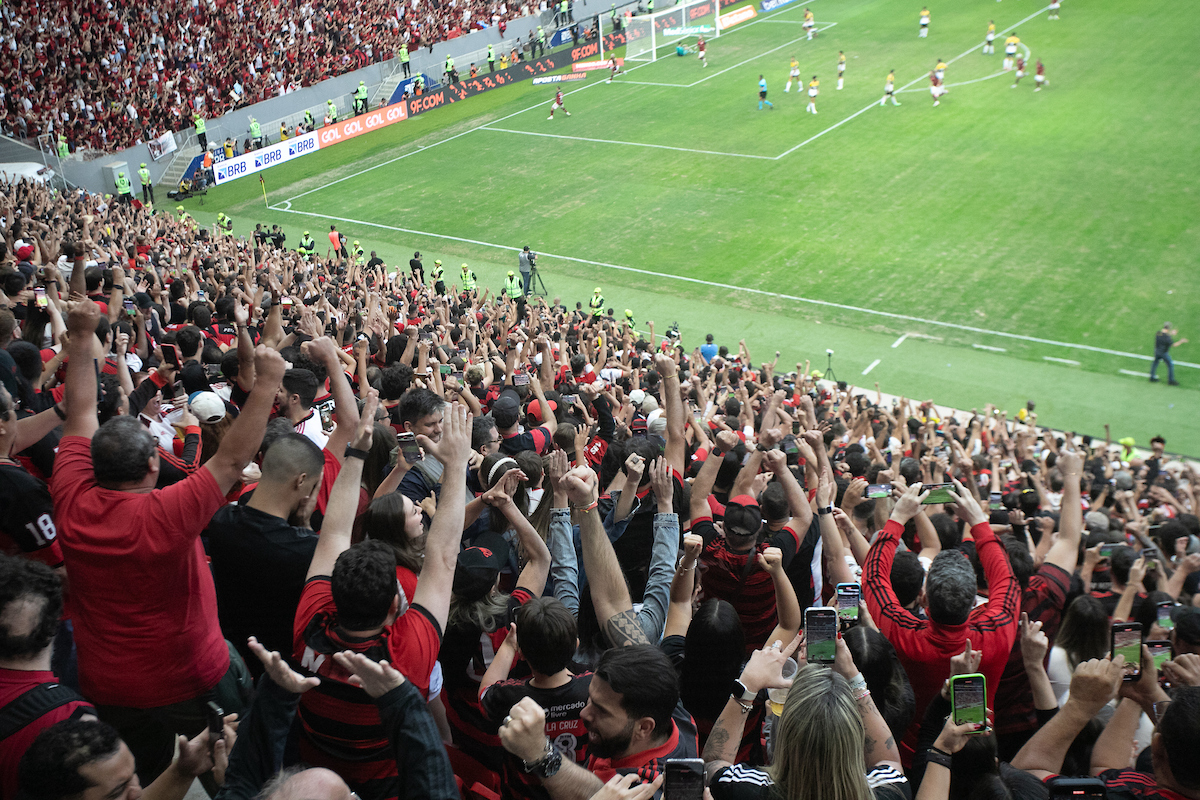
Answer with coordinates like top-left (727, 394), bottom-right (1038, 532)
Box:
top-left (453, 532), bottom-right (510, 602)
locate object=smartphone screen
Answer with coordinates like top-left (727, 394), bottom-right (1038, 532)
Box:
top-left (35, 286), bottom-right (48, 308)
top-left (1111, 623), bottom-right (1142, 680)
top-left (513, 372), bottom-right (530, 386)
top-left (1099, 543), bottom-right (1117, 559)
top-left (663, 758), bottom-right (705, 800)
top-left (457, 348), bottom-right (469, 359)
top-left (805, 608), bottom-right (837, 664)
top-left (792, 420), bottom-right (801, 434)
top-left (989, 491), bottom-right (1003, 511)
top-left (439, 364), bottom-right (452, 375)
top-left (921, 483), bottom-right (955, 505)
top-left (123, 297), bottom-right (135, 315)
top-left (1146, 640), bottom-right (1171, 673)
top-left (836, 583), bottom-right (860, 624)
top-left (451, 371), bottom-right (463, 382)
top-left (398, 432), bottom-right (423, 463)
top-left (560, 394), bottom-right (577, 406)
top-left (318, 402), bottom-right (334, 433)
top-left (950, 673), bottom-right (987, 728)
top-left (1157, 602), bottom-right (1175, 631)
top-left (866, 483), bottom-right (891, 499)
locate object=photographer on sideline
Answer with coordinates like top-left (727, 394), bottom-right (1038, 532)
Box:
top-left (519, 245), bottom-right (537, 296)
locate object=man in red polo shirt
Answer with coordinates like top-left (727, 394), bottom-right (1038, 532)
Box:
top-left (49, 300), bottom-right (286, 787)
top-left (863, 480), bottom-right (1019, 768)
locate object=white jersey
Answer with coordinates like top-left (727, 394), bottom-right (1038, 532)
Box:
top-left (293, 410), bottom-right (330, 449)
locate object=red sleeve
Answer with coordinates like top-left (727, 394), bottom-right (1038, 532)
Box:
top-left (972, 521), bottom-right (1020, 630)
top-left (315, 449), bottom-right (342, 515)
top-left (293, 577), bottom-right (335, 659)
top-left (863, 520), bottom-right (925, 639)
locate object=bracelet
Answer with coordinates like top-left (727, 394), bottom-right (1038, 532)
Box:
top-left (853, 688), bottom-right (871, 702)
top-left (344, 446), bottom-right (369, 460)
top-left (676, 558), bottom-right (696, 572)
top-left (847, 674), bottom-right (868, 694)
top-left (734, 699), bottom-right (754, 714)
top-left (925, 747), bottom-right (953, 770)
top-left (53, 404), bottom-right (67, 420)
top-left (818, 505), bottom-right (833, 516)
top-left (574, 499), bottom-right (598, 513)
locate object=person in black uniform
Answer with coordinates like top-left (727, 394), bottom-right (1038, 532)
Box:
top-left (409, 251), bottom-right (425, 284)
top-left (1150, 323), bottom-right (1187, 385)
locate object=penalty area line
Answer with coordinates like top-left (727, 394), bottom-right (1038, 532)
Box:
top-left (261, 203), bottom-right (1199, 369)
top-left (479, 126), bottom-right (774, 159)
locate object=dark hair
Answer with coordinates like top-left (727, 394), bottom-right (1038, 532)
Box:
top-left (898, 457), bottom-right (921, 486)
top-left (1109, 545), bottom-right (1136, 585)
top-left (680, 600), bottom-right (746, 724)
top-left (595, 645), bottom-right (679, 738)
top-left (844, 626), bottom-right (915, 743)
top-left (91, 417), bottom-right (156, 484)
top-left (18, 719), bottom-right (122, 800)
top-left (516, 597), bottom-right (578, 676)
top-left (281, 368), bottom-right (319, 410)
top-left (1133, 590), bottom-right (1173, 638)
top-left (258, 417), bottom-right (297, 458)
top-left (362, 493), bottom-right (425, 575)
top-left (925, 549), bottom-right (976, 626)
top-left (929, 513), bottom-right (962, 552)
top-left (398, 387), bottom-right (444, 429)
top-left (362, 424), bottom-right (398, 499)
top-left (760, 483), bottom-right (788, 522)
top-left (380, 364), bottom-right (413, 400)
top-left (1159, 687), bottom-right (1200, 790)
top-left (1056, 595), bottom-right (1109, 669)
top-left (261, 433), bottom-right (324, 483)
top-left (1000, 534), bottom-right (1034, 590)
top-left (472, 416), bottom-right (498, 451)
top-left (890, 551), bottom-right (925, 608)
top-left (175, 325), bottom-right (202, 358)
top-left (331, 540), bottom-right (398, 630)
top-left (0, 555), bottom-right (63, 660)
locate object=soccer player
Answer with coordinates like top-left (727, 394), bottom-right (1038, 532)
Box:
top-left (698, 36), bottom-right (707, 66)
top-left (934, 58), bottom-right (946, 82)
top-left (1011, 55), bottom-right (1026, 86)
top-left (786, 57), bottom-right (800, 92)
top-left (1004, 32), bottom-right (1020, 70)
top-left (880, 69), bottom-right (901, 105)
top-left (547, 89), bottom-right (571, 119)
top-left (919, 7), bottom-right (930, 37)
top-left (1034, 58), bottom-right (1048, 90)
top-left (837, 51), bottom-right (847, 89)
top-left (606, 57), bottom-right (622, 83)
top-left (803, 7), bottom-right (817, 39)
top-left (758, 74), bottom-right (774, 109)
top-left (1048, 0), bottom-right (1060, 19)
top-left (984, 21), bottom-right (996, 54)
top-left (930, 70), bottom-right (946, 106)
top-left (806, 75), bottom-right (820, 113)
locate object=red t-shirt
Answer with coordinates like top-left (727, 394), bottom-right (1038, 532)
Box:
top-left (49, 436), bottom-right (231, 707)
top-left (0, 670), bottom-right (95, 798)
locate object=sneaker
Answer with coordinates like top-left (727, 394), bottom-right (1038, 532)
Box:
top-left (565, 112), bottom-right (571, 116)
top-left (1150, 377), bottom-right (1160, 382)
top-left (1169, 380), bottom-right (1180, 386)
top-left (548, 115), bottom-right (553, 119)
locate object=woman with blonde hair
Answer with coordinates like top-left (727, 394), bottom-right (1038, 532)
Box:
top-left (703, 635), bottom-right (910, 800)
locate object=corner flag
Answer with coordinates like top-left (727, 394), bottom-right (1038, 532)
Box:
top-left (259, 174), bottom-right (267, 207)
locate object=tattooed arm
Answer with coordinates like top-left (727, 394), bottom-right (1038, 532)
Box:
top-left (702, 696), bottom-right (748, 784)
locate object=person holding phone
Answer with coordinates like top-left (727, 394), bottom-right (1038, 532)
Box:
top-left (862, 481), bottom-right (1020, 768)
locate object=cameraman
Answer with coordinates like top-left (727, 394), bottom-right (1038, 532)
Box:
top-left (519, 245), bottom-right (536, 296)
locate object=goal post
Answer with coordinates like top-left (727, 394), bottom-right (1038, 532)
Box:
top-left (623, 0), bottom-right (720, 64)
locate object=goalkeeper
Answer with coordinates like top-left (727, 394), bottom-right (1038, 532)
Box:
top-left (676, 40), bottom-right (697, 56)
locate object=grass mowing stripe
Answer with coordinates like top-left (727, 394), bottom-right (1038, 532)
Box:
top-left (479, 126), bottom-right (775, 158)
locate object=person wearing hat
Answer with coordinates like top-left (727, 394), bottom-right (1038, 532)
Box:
top-left (623, 308), bottom-right (635, 328)
top-left (430, 260), bottom-right (445, 294)
top-left (114, 170), bottom-right (132, 205)
top-left (589, 287), bottom-right (604, 318)
top-left (353, 80), bottom-right (369, 115)
top-left (137, 162), bottom-right (154, 204)
top-left (293, 395), bottom-right (477, 797)
top-left (518, 245), bottom-right (536, 296)
top-left (409, 251), bottom-right (424, 284)
top-left (352, 240), bottom-right (365, 266)
top-left (460, 263), bottom-right (477, 293)
top-left (441, 473), bottom-right (551, 772)
top-left (249, 116), bottom-right (262, 149)
top-left (326, 99), bottom-right (338, 125)
top-left (297, 230), bottom-right (316, 258)
top-left (494, 378), bottom-right (557, 455)
top-left (504, 270), bottom-right (522, 301)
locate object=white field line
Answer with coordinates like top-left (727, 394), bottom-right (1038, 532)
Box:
top-left (1119, 369), bottom-right (1149, 377)
top-left (773, 6), bottom-right (1049, 159)
top-left (898, 44), bottom-right (1031, 93)
top-left (479, 126), bottom-right (776, 158)
top-left (891, 334), bottom-right (909, 348)
top-left (1044, 356), bottom-right (1080, 366)
top-left (260, 205), bottom-right (1200, 369)
top-left (862, 358), bottom-right (881, 374)
top-left (973, 344), bottom-right (1007, 352)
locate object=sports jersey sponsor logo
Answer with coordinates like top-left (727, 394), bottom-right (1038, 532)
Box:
top-left (760, 0), bottom-right (797, 10)
top-left (718, 4), bottom-right (757, 27)
top-left (571, 58), bottom-right (624, 71)
top-left (663, 24), bottom-right (713, 35)
top-left (533, 72), bottom-right (589, 84)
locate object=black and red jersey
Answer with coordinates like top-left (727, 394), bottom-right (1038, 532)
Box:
top-left (0, 463), bottom-right (63, 569)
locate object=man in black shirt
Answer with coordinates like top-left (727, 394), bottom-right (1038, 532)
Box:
top-left (409, 251), bottom-right (425, 284)
top-left (1149, 322), bottom-right (1187, 385)
top-left (206, 433), bottom-right (324, 675)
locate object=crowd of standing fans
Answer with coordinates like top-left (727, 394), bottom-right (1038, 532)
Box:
top-left (0, 176), bottom-right (1199, 800)
top-left (0, 0), bottom-right (536, 153)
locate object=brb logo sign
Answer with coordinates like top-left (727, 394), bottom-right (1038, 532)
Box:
top-left (214, 131), bottom-right (321, 185)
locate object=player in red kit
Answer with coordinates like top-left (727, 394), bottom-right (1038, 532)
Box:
top-left (697, 36), bottom-right (707, 67)
top-left (1011, 56), bottom-right (1026, 87)
top-left (930, 70), bottom-right (946, 106)
top-left (1034, 59), bottom-right (1048, 91)
top-left (607, 58), bottom-right (622, 83)
top-left (548, 90), bottom-right (571, 119)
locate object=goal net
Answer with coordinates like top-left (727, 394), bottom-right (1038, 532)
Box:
top-left (624, 0), bottom-right (721, 63)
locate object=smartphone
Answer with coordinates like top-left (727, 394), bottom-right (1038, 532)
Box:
top-left (835, 583), bottom-right (860, 625)
top-left (513, 372), bottom-right (530, 387)
top-left (933, 445), bottom-right (950, 459)
top-left (989, 491), bottom-right (1003, 511)
top-left (1157, 601), bottom-right (1175, 631)
top-left (1046, 776), bottom-right (1107, 798)
top-left (1146, 640), bottom-right (1171, 674)
top-left (560, 394), bottom-right (577, 406)
top-left (318, 402), bottom-right (334, 433)
top-left (162, 343), bottom-right (182, 368)
top-left (439, 363), bottom-right (452, 375)
top-left (457, 348), bottom-right (469, 359)
top-left (1111, 622), bottom-right (1142, 681)
top-left (398, 432), bottom-right (423, 463)
top-left (206, 700), bottom-right (225, 743)
top-left (805, 607), bottom-right (837, 665)
top-left (123, 297), bottom-right (135, 315)
top-left (1099, 543), bottom-right (1117, 559)
top-left (451, 371), bottom-right (463, 382)
top-left (663, 758), bottom-right (705, 800)
top-left (35, 286), bottom-right (48, 308)
top-left (1142, 546), bottom-right (1158, 572)
top-left (792, 420), bottom-right (801, 434)
top-left (866, 483), bottom-right (891, 499)
top-left (950, 673), bottom-right (987, 729)
top-left (198, 289), bottom-right (206, 301)
top-left (921, 483), bottom-right (955, 505)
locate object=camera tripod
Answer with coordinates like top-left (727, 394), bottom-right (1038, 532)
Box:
top-left (528, 266), bottom-right (548, 297)
top-left (823, 351), bottom-right (838, 384)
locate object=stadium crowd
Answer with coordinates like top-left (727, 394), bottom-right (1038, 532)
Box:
top-left (0, 0), bottom-right (533, 153)
top-left (1, 174), bottom-right (1199, 800)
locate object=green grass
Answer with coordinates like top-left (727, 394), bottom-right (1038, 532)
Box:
top-left (181, 0), bottom-right (1200, 454)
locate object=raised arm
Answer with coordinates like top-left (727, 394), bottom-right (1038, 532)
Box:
top-left (62, 301), bottom-right (101, 439)
top-left (655, 353), bottom-right (686, 477)
top-left (1045, 449), bottom-right (1083, 573)
top-left (203, 346), bottom-right (286, 494)
top-left (304, 336), bottom-right (360, 462)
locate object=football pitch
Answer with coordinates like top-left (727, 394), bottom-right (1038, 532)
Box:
top-left (190, 0), bottom-right (1200, 454)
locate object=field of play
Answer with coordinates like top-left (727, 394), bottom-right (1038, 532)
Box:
top-left (189, 0), bottom-right (1200, 452)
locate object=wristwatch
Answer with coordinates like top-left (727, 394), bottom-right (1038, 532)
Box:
top-left (818, 505), bottom-right (834, 516)
top-left (521, 739), bottom-right (563, 779)
top-left (731, 679), bottom-right (756, 703)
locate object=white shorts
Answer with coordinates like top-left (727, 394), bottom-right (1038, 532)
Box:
top-left (935, 70), bottom-right (944, 79)
top-left (791, 69), bottom-right (800, 77)
top-left (1049, 2), bottom-right (1060, 8)
top-left (803, 20), bottom-right (814, 27)
top-left (920, 16), bottom-right (929, 24)
top-left (986, 33), bottom-right (995, 41)
top-left (698, 49), bottom-right (706, 57)
top-left (1015, 69), bottom-right (1025, 77)
top-left (552, 101), bottom-right (562, 110)
top-left (1006, 46), bottom-right (1017, 54)
top-left (1035, 73), bottom-right (1046, 82)
top-left (838, 63), bottom-right (845, 73)
top-left (808, 88), bottom-right (818, 96)
top-left (885, 82), bottom-right (894, 93)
